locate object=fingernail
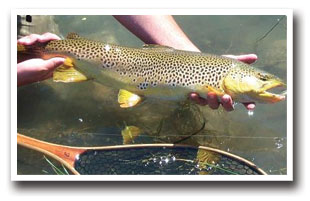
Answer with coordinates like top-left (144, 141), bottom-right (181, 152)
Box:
top-left (189, 93), bottom-right (198, 99)
top-left (248, 54), bottom-right (258, 60)
top-left (222, 95), bottom-right (230, 103)
top-left (18, 38), bottom-right (30, 43)
top-left (247, 103), bottom-right (256, 110)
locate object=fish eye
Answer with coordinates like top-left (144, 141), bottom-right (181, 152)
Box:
top-left (257, 72), bottom-right (270, 81)
top-left (260, 77), bottom-right (268, 81)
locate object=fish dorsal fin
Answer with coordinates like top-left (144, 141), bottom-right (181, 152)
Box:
top-left (142, 44), bottom-right (174, 51)
top-left (66, 32), bottom-right (82, 40)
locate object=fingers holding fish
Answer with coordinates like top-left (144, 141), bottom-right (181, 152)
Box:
top-left (243, 102), bottom-right (256, 111)
top-left (18, 57), bottom-right (65, 71)
top-left (189, 92), bottom-right (255, 112)
top-left (207, 92), bottom-right (220, 110)
top-left (18, 32), bottom-right (60, 45)
top-left (189, 92), bottom-right (223, 110)
top-left (223, 54), bottom-right (258, 64)
top-left (17, 58), bottom-right (65, 86)
top-left (220, 94), bottom-right (234, 111)
top-left (188, 92), bottom-right (208, 106)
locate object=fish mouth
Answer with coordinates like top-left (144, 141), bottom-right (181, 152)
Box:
top-left (258, 80), bottom-right (286, 103)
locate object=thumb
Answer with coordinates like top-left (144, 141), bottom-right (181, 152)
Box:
top-left (223, 54), bottom-right (257, 64)
top-left (43, 57), bottom-right (66, 71)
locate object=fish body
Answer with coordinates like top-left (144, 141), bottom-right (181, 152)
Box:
top-left (18, 33), bottom-right (285, 106)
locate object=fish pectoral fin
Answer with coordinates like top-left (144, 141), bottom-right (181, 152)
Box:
top-left (118, 89), bottom-right (143, 108)
top-left (196, 149), bottom-right (221, 175)
top-left (53, 57), bottom-right (89, 83)
top-left (121, 125), bottom-right (142, 144)
top-left (206, 85), bottom-right (225, 96)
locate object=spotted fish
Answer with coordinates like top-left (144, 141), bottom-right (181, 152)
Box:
top-left (17, 33), bottom-right (286, 108)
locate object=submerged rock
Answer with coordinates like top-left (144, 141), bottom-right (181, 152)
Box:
top-left (18, 15), bottom-right (61, 38)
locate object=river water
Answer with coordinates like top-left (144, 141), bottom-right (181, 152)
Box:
top-left (17, 15), bottom-right (287, 175)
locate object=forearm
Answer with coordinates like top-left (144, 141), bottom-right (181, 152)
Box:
top-left (113, 15), bottom-right (200, 52)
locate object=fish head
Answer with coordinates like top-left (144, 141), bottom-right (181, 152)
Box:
top-left (222, 64), bottom-right (286, 103)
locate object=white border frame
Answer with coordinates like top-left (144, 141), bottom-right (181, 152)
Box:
top-left (11, 9), bottom-right (293, 181)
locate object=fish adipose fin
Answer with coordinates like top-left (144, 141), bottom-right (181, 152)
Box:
top-left (118, 89), bottom-right (142, 108)
top-left (53, 57), bottom-right (88, 83)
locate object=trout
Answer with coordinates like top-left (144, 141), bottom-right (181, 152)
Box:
top-left (17, 33), bottom-right (286, 108)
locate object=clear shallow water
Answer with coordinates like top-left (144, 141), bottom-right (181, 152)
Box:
top-left (17, 15), bottom-right (287, 175)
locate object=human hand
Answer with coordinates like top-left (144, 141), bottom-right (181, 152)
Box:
top-left (17, 33), bottom-right (65, 87)
top-left (189, 54), bottom-right (258, 111)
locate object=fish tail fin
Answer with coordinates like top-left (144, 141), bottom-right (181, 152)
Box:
top-left (17, 43), bottom-right (27, 52)
top-left (17, 43), bottom-right (45, 62)
top-left (17, 43), bottom-right (45, 55)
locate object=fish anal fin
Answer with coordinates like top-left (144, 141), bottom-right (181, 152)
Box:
top-left (53, 57), bottom-right (88, 83)
top-left (118, 89), bottom-right (142, 108)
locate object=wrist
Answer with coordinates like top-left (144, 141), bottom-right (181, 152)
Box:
top-left (17, 64), bottom-right (37, 86)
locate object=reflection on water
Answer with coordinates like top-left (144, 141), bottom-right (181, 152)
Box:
top-left (17, 15), bottom-right (287, 175)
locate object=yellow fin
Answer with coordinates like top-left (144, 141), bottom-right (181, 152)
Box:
top-left (118, 89), bottom-right (142, 108)
top-left (121, 126), bottom-right (142, 144)
top-left (207, 85), bottom-right (225, 96)
top-left (17, 43), bottom-right (26, 52)
top-left (53, 57), bottom-right (88, 83)
top-left (63, 57), bottom-right (74, 67)
top-left (196, 149), bottom-right (221, 175)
